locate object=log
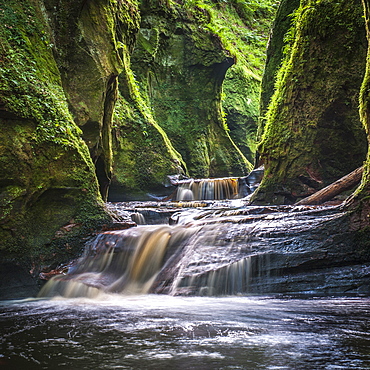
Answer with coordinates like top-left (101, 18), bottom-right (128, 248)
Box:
top-left (295, 167), bottom-right (364, 206)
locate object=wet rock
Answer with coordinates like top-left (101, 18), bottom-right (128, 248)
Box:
top-left (100, 222), bottom-right (137, 231)
top-left (154, 205), bottom-right (370, 296)
top-left (0, 263), bottom-right (38, 299)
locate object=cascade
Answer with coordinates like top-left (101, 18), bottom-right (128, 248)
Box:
top-left (172, 166), bottom-right (264, 201)
top-left (6, 200), bottom-right (370, 370)
top-left (39, 169), bottom-right (268, 298)
top-left (38, 197), bottom-right (355, 299)
top-left (39, 225), bottom-right (197, 298)
top-left (175, 177), bottom-right (240, 201)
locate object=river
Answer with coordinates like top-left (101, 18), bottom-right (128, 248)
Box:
top-left (1, 295), bottom-right (370, 369)
top-left (1, 193), bottom-right (370, 369)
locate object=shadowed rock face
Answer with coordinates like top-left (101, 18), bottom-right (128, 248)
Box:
top-left (0, 263), bottom-right (39, 299)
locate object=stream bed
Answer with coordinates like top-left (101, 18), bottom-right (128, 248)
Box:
top-left (1, 295), bottom-right (370, 369)
top-left (2, 200), bottom-right (370, 369)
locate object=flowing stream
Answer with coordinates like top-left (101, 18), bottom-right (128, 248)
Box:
top-left (1, 182), bottom-right (370, 369)
top-left (1, 296), bottom-right (370, 369)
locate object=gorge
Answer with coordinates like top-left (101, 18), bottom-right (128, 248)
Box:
top-left (1, 0), bottom-right (370, 368)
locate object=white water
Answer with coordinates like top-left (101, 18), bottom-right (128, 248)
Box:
top-left (2, 200), bottom-right (370, 368)
top-left (176, 177), bottom-right (240, 200)
top-left (1, 295), bottom-right (370, 369)
top-left (39, 202), bottom-right (350, 299)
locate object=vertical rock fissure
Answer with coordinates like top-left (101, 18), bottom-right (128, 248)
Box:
top-left (95, 74), bottom-right (119, 201)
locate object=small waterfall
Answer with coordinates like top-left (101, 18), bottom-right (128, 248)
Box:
top-left (39, 225), bottom-right (196, 298)
top-left (171, 253), bottom-right (277, 296)
top-left (38, 210), bottom-right (263, 299)
top-left (39, 199), bottom-right (342, 299)
top-left (173, 167), bottom-right (264, 201)
top-left (38, 206), bottom-right (282, 299)
top-left (172, 257), bottom-right (253, 296)
top-left (130, 212), bottom-right (146, 224)
top-left (176, 177), bottom-right (240, 201)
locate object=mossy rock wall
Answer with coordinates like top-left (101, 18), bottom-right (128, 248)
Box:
top-left (351, 0), bottom-right (370, 235)
top-left (223, 65), bottom-right (260, 164)
top-left (0, 0), bottom-right (128, 270)
top-left (360, 0), bottom-right (370, 188)
top-left (110, 58), bottom-right (186, 200)
top-left (259, 0), bottom-right (300, 134)
top-left (110, 1), bottom-right (278, 197)
top-left (127, 1), bottom-right (254, 179)
top-left (44, 0), bottom-right (141, 200)
top-left (212, 0), bottom-right (279, 163)
top-left (254, 0), bottom-right (368, 204)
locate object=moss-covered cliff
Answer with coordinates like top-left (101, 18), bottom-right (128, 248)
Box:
top-left (253, 0), bottom-right (368, 204)
top-left (0, 0), bottom-right (136, 275)
top-left (110, 50), bottom-right (186, 200)
top-left (259, 0), bottom-right (300, 130)
top-left (110, 0), bottom-right (277, 190)
top-left (350, 0), bottom-right (370, 235)
top-left (118, 1), bottom-right (248, 181)
top-left (217, 0), bottom-right (279, 163)
top-left (44, 0), bottom-right (141, 201)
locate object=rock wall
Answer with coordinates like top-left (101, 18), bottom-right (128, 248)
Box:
top-left (0, 0), bottom-right (141, 290)
top-left (132, 9), bottom-right (243, 179)
top-left (350, 0), bottom-right (370, 237)
top-left (0, 0), bottom-right (116, 265)
top-left (109, 1), bottom-right (277, 198)
top-left (259, 0), bottom-right (300, 128)
top-left (220, 1), bottom-right (278, 164)
top-left (254, 0), bottom-right (368, 204)
top-left (44, 0), bottom-right (141, 201)
top-left (116, 2), bottom-right (250, 184)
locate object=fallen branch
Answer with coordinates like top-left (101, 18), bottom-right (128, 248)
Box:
top-left (295, 167), bottom-right (364, 206)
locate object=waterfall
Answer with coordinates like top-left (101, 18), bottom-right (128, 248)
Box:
top-left (39, 225), bottom-right (197, 298)
top-left (38, 203), bottom-right (280, 299)
top-left (39, 221), bottom-right (255, 299)
top-left (173, 167), bottom-right (264, 201)
top-left (130, 212), bottom-right (146, 224)
top-left (175, 177), bottom-right (241, 201)
top-left (39, 196), bottom-right (345, 299)
top-left (175, 257), bottom-right (253, 296)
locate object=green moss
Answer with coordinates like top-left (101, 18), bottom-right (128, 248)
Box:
top-left (358, 0), bottom-right (370, 207)
top-left (122, 0), bottom-right (274, 180)
top-left (0, 186), bottom-right (26, 223)
top-left (201, 1), bottom-right (278, 74)
top-left (253, 0), bottom-right (368, 204)
top-left (222, 65), bottom-right (260, 162)
top-left (0, 0), bottom-right (113, 267)
top-left (259, 0), bottom-right (301, 138)
top-left (194, 1), bottom-right (278, 163)
top-left (111, 50), bottom-right (187, 195)
top-left (41, 0), bottom-right (141, 200)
